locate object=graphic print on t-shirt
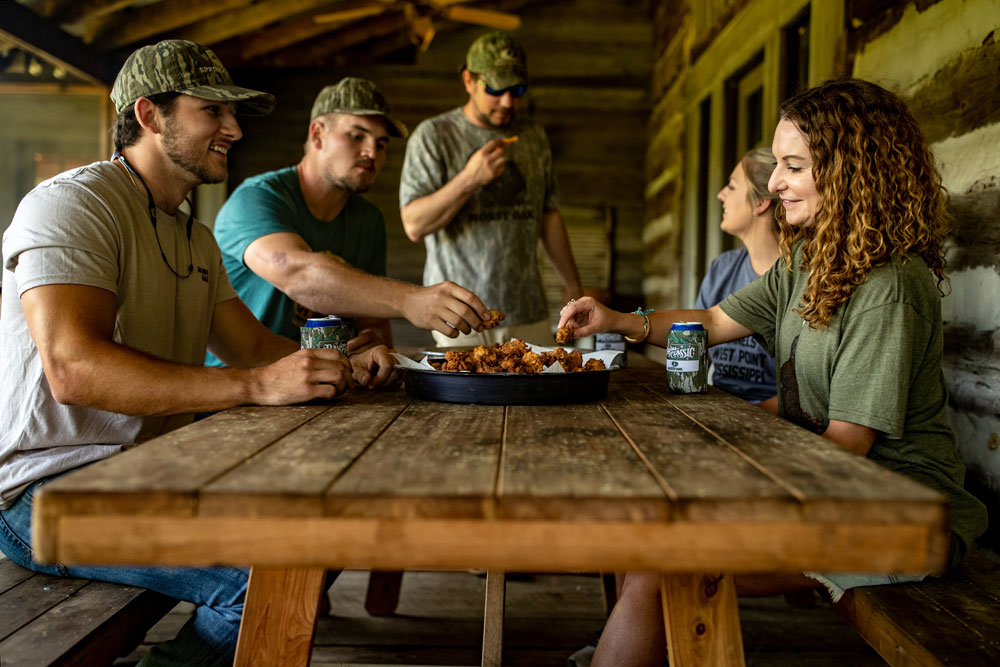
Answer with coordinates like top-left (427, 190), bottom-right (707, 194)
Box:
top-left (779, 335), bottom-right (828, 434)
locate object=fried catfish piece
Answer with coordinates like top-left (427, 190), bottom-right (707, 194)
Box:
top-left (555, 324), bottom-right (575, 344)
top-left (482, 309), bottom-right (506, 329)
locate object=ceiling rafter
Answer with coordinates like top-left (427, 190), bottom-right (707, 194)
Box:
top-left (211, 0), bottom-right (393, 63)
top-left (173, 0), bottom-right (347, 48)
top-left (256, 11), bottom-right (407, 67)
top-left (49, 0), bottom-right (141, 26)
top-left (1, 1), bottom-right (115, 85)
top-left (84, 0), bottom-right (252, 49)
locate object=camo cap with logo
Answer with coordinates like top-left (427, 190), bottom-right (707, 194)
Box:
top-left (111, 39), bottom-right (275, 117)
top-left (310, 77), bottom-right (408, 138)
top-left (465, 32), bottom-right (527, 90)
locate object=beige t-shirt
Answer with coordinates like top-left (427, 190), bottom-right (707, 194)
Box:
top-left (0, 161), bottom-right (237, 507)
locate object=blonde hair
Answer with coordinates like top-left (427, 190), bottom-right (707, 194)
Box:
top-left (775, 79), bottom-right (950, 328)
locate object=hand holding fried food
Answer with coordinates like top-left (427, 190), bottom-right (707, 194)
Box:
top-left (555, 324), bottom-right (575, 344)
top-left (482, 309), bottom-right (505, 329)
top-left (435, 338), bottom-right (605, 374)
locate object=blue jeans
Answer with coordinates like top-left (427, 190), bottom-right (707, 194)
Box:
top-left (0, 475), bottom-right (246, 667)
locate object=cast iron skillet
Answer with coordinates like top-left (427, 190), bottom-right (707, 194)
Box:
top-left (398, 351), bottom-right (618, 405)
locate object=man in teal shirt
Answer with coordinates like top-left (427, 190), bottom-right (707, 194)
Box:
top-left (211, 78), bottom-right (491, 365)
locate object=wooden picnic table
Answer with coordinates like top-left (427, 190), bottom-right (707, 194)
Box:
top-left (32, 355), bottom-right (949, 666)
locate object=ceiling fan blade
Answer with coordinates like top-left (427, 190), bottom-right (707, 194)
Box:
top-left (403, 2), bottom-right (436, 50)
top-left (441, 6), bottom-right (521, 30)
top-left (313, 1), bottom-right (393, 25)
top-left (426, 0), bottom-right (477, 7)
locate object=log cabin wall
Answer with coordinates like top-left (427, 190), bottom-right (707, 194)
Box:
top-left (223, 0), bottom-right (652, 348)
top-left (649, 0), bottom-right (1000, 537)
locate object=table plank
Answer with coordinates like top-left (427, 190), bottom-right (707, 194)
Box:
top-left (605, 383), bottom-right (797, 522)
top-left (200, 392), bottom-right (412, 517)
top-left (500, 401), bottom-right (668, 521)
top-left (657, 387), bottom-right (946, 519)
top-left (325, 400), bottom-right (504, 519)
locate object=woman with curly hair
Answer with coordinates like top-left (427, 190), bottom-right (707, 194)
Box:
top-left (560, 79), bottom-right (988, 667)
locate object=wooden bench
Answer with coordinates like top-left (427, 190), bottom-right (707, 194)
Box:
top-left (835, 547), bottom-right (1000, 666)
top-left (0, 557), bottom-right (176, 666)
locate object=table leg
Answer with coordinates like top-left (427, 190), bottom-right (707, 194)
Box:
top-left (234, 566), bottom-right (326, 667)
top-left (481, 569), bottom-right (506, 667)
top-left (660, 573), bottom-right (744, 667)
top-left (365, 570), bottom-right (404, 615)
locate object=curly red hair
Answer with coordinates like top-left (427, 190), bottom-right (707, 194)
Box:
top-left (776, 79), bottom-right (950, 328)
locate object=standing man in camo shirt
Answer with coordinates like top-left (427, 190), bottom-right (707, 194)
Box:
top-left (399, 32), bottom-right (583, 347)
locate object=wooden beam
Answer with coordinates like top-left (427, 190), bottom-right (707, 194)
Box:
top-left (174, 0), bottom-right (347, 48)
top-left (0, 1), bottom-right (114, 86)
top-left (84, 0), bottom-right (252, 49)
top-left (256, 11), bottom-right (407, 67)
top-left (49, 0), bottom-right (140, 26)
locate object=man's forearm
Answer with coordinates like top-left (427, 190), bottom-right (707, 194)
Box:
top-left (45, 337), bottom-right (267, 416)
top-left (401, 170), bottom-right (480, 241)
top-left (540, 210), bottom-right (583, 298)
top-left (283, 260), bottom-right (421, 320)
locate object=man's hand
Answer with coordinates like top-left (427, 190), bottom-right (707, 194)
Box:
top-left (250, 348), bottom-right (353, 404)
top-left (462, 139), bottom-right (508, 188)
top-left (350, 345), bottom-right (399, 389)
top-left (346, 328), bottom-right (388, 355)
top-left (401, 281), bottom-right (490, 336)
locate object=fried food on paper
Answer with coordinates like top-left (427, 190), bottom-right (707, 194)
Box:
top-left (555, 324), bottom-right (575, 344)
top-left (434, 338), bottom-right (605, 374)
top-left (482, 309), bottom-right (505, 329)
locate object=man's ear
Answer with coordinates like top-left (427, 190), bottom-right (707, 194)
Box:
top-left (308, 118), bottom-right (326, 149)
top-left (133, 96), bottom-right (162, 135)
top-left (461, 68), bottom-right (476, 95)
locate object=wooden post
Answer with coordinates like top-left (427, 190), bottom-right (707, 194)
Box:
top-left (235, 566), bottom-right (325, 667)
top-left (481, 569), bottom-right (506, 667)
top-left (660, 572), bottom-right (744, 667)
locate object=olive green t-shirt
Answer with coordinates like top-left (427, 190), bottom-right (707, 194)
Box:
top-left (720, 241), bottom-right (988, 561)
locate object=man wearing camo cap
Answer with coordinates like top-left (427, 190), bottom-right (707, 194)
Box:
top-left (0, 40), bottom-right (392, 666)
top-left (400, 32), bottom-right (583, 348)
top-left (211, 77), bottom-right (492, 358)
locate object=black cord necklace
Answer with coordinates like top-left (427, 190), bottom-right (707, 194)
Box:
top-left (113, 151), bottom-right (194, 279)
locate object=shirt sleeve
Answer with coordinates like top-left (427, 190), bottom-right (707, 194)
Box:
top-left (4, 181), bottom-right (120, 296)
top-left (718, 260), bottom-right (782, 356)
top-left (213, 182), bottom-right (300, 269)
top-left (827, 302), bottom-right (928, 437)
top-left (399, 122), bottom-right (446, 208)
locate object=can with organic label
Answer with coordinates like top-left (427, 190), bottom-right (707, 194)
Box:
top-left (300, 316), bottom-right (353, 354)
top-left (665, 322), bottom-right (708, 393)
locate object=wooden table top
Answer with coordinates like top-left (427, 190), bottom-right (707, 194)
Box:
top-left (33, 358), bottom-right (950, 576)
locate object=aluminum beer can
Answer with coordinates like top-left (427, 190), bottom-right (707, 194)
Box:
top-left (666, 322), bottom-right (708, 393)
top-left (300, 316), bottom-right (352, 354)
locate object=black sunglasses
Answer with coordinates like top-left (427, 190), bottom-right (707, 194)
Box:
top-left (478, 79), bottom-right (527, 98)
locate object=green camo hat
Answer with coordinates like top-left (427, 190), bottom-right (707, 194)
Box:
top-left (111, 40), bottom-right (275, 117)
top-left (310, 77), bottom-right (408, 138)
top-left (465, 32), bottom-right (527, 90)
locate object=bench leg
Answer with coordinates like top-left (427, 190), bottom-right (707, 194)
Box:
top-left (601, 571), bottom-right (619, 616)
top-left (660, 573), bottom-right (744, 667)
top-left (365, 570), bottom-right (403, 616)
top-left (235, 566), bottom-right (325, 667)
top-left (481, 569), bottom-right (505, 667)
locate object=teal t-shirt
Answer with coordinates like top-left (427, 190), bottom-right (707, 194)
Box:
top-left (720, 241), bottom-right (988, 563)
top-left (208, 167), bottom-right (387, 365)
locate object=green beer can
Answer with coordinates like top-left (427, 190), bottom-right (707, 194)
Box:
top-left (300, 316), bottom-right (353, 354)
top-left (666, 322), bottom-right (708, 393)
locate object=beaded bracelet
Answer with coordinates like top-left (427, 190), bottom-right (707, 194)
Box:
top-left (624, 307), bottom-right (654, 343)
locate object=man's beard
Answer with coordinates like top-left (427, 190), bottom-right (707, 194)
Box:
top-left (329, 160), bottom-right (376, 194)
top-left (162, 118), bottom-right (226, 185)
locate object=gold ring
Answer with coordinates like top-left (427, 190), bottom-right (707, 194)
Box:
top-left (567, 299), bottom-right (577, 305)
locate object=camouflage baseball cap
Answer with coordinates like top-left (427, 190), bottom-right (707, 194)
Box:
top-left (111, 40), bottom-right (275, 117)
top-left (465, 32), bottom-right (527, 90)
top-left (310, 77), bottom-right (408, 138)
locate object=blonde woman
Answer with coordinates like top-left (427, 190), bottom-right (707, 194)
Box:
top-left (560, 79), bottom-right (988, 667)
top-left (695, 147), bottom-right (781, 410)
